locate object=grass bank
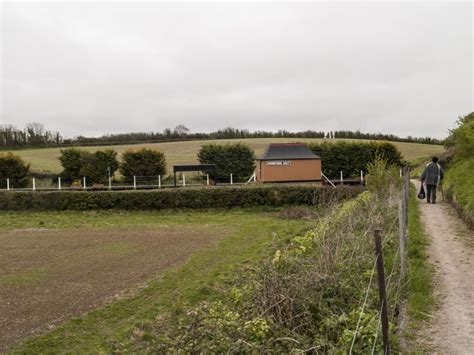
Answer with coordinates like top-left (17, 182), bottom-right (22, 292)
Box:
top-left (444, 157), bottom-right (474, 227)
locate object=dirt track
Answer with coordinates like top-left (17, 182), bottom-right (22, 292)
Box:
top-left (414, 181), bottom-right (474, 353)
top-left (0, 226), bottom-right (225, 351)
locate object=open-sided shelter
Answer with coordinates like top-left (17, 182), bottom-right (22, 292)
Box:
top-left (256, 143), bottom-right (321, 183)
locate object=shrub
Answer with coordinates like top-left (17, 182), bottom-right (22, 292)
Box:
top-left (58, 148), bottom-right (119, 184)
top-left (309, 141), bottom-right (403, 179)
top-left (365, 156), bottom-right (402, 198)
top-left (79, 149), bottom-right (119, 184)
top-left (444, 112), bottom-right (474, 160)
top-left (0, 185), bottom-right (363, 211)
top-left (119, 148), bottom-right (167, 179)
top-left (59, 148), bottom-right (85, 181)
top-left (198, 143), bottom-right (256, 182)
top-left (0, 152), bottom-right (30, 188)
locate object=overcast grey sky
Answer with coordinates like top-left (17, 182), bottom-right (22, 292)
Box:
top-left (1, 1), bottom-right (472, 139)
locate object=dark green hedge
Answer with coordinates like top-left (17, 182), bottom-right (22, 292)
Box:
top-left (0, 185), bottom-right (364, 211)
top-left (309, 141), bottom-right (404, 179)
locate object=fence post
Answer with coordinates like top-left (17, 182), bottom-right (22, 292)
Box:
top-left (182, 174), bottom-right (186, 187)
top-left (360, 170), bottom-right (364, 184)
top-left (158, 175), bottom-right (161, 188)
top-left (398, 196), bottom-right (406, 279)
top-left (7, 178), bottom-right (10, 191)
top-left (83, 177), bottom-right (86, 189)
top-left (32, 178), bottom-right (36, 191)
top-left (58, 177), bottom-right (62, 190)
top-left (340, 171), bottom-right (343, 185)
top-left (230, 173), bottom-right (233, 185)
top-left (206, 174), bottom-right (209, 186)
top-left (133, 175), bottom-right (137, 189)
top-left (108, 176), bottom-right (112, 190)
top-left (374, 229), bottom-right (390, 354)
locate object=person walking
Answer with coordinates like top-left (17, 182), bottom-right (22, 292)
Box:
top-left (421, 156), bottom-right (444, 204)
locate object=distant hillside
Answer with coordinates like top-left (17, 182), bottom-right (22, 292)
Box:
top-left (10, 138), bottom-right (445, 175)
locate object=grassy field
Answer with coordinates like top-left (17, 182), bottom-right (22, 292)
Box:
top-left (8, 138), bottom-right (445, 174)
top-left (1, 208), bottom-right (316, 353)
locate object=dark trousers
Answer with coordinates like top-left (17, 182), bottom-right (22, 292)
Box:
top-left (426, 184), bottom-right (437, 203)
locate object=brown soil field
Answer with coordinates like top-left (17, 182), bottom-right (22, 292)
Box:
top-left (0, 226), bottom-right (225, 351)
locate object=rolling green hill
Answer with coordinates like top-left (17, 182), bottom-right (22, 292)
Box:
top-left (8, 138), bottom-right (444, 174)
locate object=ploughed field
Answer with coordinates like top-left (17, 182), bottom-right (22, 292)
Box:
top-left (9, 138), bottom-right (444, 174)
top-left (0, 208), bottom-right (315, 352)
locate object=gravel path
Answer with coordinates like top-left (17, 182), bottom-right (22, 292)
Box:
top-left (414, 180), bottom-right (474, 354)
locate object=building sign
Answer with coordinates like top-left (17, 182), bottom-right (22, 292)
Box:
top-left (266, 160), bottom-right (291, 166)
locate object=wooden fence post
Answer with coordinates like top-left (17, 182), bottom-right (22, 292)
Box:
top-left (58, 177), bottom-right (62, 190)
top-left (32, 178), bottom-right (36, 191)
top-left (6, 178), bottom-right (10, 191)
top-left (133, 176), bottom-right (137, 189)
top-left (158, 175), bottom-right (161, 188)
top-left (230, 173), bottom-right (233, 185)
top-left (374, 229), bottom-right (390, 354)
top-left (83, 177), bottom-right (86, 189)
top-left (206, 174), bottom-right (209, 186)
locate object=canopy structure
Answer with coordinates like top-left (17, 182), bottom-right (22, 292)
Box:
top-left (173, 164), bottom-right (216, 186)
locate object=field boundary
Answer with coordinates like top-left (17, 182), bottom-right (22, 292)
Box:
top-left (0, 185), bottom-right (364, 211)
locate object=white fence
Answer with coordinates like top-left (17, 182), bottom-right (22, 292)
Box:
top-left (2, 173), bottom-right (258, 192)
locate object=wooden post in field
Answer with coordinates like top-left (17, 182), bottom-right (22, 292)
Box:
top-left (340, 171), bottom-right (343, 185)
top-left (108, 176), bottom-right (112, 190)
top-left (7, 178), bottom-right (10, 191)
top-left (58, 177), bottom-right (62, 190)
top-left (133, 176), bottom-right (137, 189)
top-left (360, 170), bottom-right (364, 184)
top-left (230, 173), bottom-right (233, 185)
top-left (374, 229), bottom-right (390, 355)
top-left (83, 177), bottom-right (86, 189)
top-left (182, 174), bottom-right (186, 187)
top-left (206, 174), bottom-right (209, 186)
top-left (32, 178), bottom-right (36, 191)
top-left (158, 175), bottom-right (161, 188)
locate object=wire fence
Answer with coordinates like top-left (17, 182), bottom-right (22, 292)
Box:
top-left (349, 166), bottom-right (410, 354)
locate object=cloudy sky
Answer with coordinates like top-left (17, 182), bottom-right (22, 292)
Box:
top-left (1, 1), bottom-right (472, 139)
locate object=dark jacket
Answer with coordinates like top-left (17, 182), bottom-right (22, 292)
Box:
top-left (421, 162), bottom-right (444, 186)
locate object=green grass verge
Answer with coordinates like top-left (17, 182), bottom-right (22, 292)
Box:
top-left (444, 157), bottom-right (474, 225)
top-left (404, 185), bottom-right (434, 350)
top-left (8, 209), bottom-right (314, 354)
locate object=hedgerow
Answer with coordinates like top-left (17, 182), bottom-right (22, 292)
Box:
top-left (309, 141), bottom-right (403, 179)
top-left (0, 185), bottom-right (363, 211)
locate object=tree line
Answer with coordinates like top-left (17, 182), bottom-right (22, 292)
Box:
top-left (1, 123), bottom-right (444, 149)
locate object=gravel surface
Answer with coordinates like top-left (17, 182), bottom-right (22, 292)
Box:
top-left (414, 181), bottom-right (474, 354)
